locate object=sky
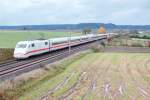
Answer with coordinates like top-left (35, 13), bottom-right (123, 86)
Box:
top-left (0, 0), bottom-right (150, 25)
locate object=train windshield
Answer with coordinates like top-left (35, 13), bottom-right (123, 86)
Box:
top-left (16, 44), bottom-right (27, 48)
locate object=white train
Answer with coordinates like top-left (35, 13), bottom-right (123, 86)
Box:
top-left (14, 33), bottom-right (114, 59)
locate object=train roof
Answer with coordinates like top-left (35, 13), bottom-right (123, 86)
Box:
top-left (49, 37), bottom-right (69, 43)
top-left (16, 34), bottom-right (108, 45)
top-left (17, 39), bottom-right (48, 44)
top-left (49, 35), bottom-right (85, 43)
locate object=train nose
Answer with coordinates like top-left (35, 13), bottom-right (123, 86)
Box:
top-left (14, 49), bottom-right (27, 59)
top-left (14, 53), bottom-right (26, 59)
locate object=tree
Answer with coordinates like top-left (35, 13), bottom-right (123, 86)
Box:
top-left (23, 27), bottom-right (27, 30)
top-left (98, 26), bottom-right (106, 34)
top-left (83, 28), bottom-right (92, 34)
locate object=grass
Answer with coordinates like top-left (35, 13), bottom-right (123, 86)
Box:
top-left (0, 51), bottom-right (88, 100)
top-left (0, 48), bottom-right (14, 62)
top-left (21, 52), bottom-right (150, 100)
top-left (108, 36), bottom-right (150, 47)
top-left (0, 30), bottom-right (81, 48)
top-left (52, 72), bottom-right (80, 97)
top-left (53, 53), bottom-right (150, 99)
top-left (1, 51), bottom-right (150, 100)
top-left (19, 52), bottom-right (87, 100)
top-left (135, 33), bottom-right (150, 37)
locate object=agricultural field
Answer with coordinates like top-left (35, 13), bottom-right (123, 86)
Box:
top-left (108, 35), bottom-right (150, 47)
top-left (138, 32), bottom-right (150, 36)
top-left (1, 52), bottom-right (150, 100)
top-left (0, 30), bottom-right (81, 48)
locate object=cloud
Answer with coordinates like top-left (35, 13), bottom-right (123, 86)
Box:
top-left (0, 0), bottom-right (149, 25)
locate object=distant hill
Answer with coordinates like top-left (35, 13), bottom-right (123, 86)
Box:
top-left (0, 23), bottom-right (150, 30)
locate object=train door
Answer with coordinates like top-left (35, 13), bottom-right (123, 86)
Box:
top-left (49, 40), bottom-right (52, 52)
top-left (38, 41), bottom-right (47, 54)
top-left (28, 42), bottom-right (37, 56)
top-left (43, 40), bottom-right (49, 53)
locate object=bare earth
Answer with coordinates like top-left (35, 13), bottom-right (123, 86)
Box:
top-left (40, 53), bottom-right (150, 100)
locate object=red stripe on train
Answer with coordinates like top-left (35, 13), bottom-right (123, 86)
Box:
top-left (24, 41), bottom-right (79, 55)
top-left (25, 48), bottom-right (49, 54)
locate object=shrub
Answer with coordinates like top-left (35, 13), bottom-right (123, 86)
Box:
top-left (130, 35), bottom-right (150, 39)
top-left (148, 41), bottom-right (150, 47)
top-left (0, 48), bottom-right (14, 62)
top-left (142, 35), bottom-right (150, 39)
top-left (100, 41), bottom-right (106, 47)
top-left (91, 44), bottom-right (104, 52)
top-left (130, 35), bottom-right (139, 38)
top-left (131, 43), bottom-right (143, 47)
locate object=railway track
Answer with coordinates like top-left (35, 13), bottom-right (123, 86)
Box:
top-left (0, 59), bottom-right (17, 67)
top-left (0, 48), bottom-right (72, 73)
top-left (0, 38), bottom-right (99, 70)
top-left (0, 39), bottom-right (104, 80)
top-left (0, 48), bottom-right (67, 68)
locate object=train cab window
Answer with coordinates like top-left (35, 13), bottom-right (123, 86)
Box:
top-left (16, 44), bottom-right (27, 48)
top-left (45, 42), bottom-right (48, 45)
top-left (31, 43), bottom-right (35, 47)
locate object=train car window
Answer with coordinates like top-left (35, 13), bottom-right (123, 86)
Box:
top-left (32, 43), bottom-right (35, 47)
top-left (53, 41), bottom-right (67, 45)
top-left (53, 42), bottom-right (59, 45)
top-left (82, 38), bottom-right (87, 40)
top-left (45, 42), bottom-right (48, 45)
top-left (71, 40), bottom-right (79, 42)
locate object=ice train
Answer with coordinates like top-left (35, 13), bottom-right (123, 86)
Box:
top-left (14, 33), bottom-right (115, 59)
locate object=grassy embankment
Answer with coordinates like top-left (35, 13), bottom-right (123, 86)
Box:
top-left (0, 48), bottom-right (14, 62)
top-left (1, 51), bottom-right (150, 100)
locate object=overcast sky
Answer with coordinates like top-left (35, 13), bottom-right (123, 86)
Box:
top-left (0, 0), bottom-right (150, 25)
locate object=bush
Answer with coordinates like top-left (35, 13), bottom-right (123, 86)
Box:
top-left (142, 35), bottom-right (150, 39)
top-left (0, 48), bottom-right (14, 62)
top-left (131, 43), bottom-right (143, 47)
top-left (91, 44), bottom-right (104, 53)
top-left (147, 41), bottom-right (150, 47)
top-left (100, 41), bottom-right (106, 47)
top-left (130, 35), bottom-right (139, 38)
top-left (130, 35), bottom-right (150, 39)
